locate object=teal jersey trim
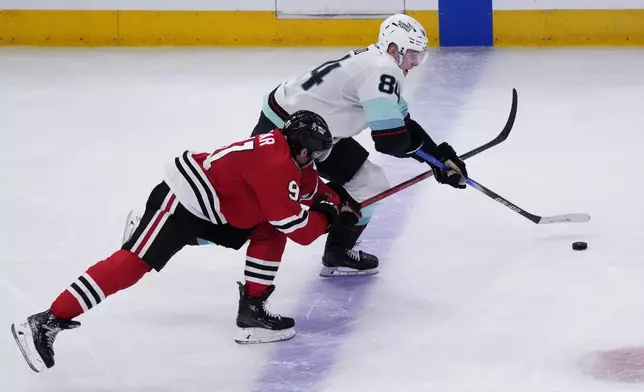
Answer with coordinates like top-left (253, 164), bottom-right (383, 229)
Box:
top-left (398, 97), bottom-right (409, 118)
top-left (262, 94), bottom-right (286, 128)
top-left (363, 97), bottom-right (405, 131)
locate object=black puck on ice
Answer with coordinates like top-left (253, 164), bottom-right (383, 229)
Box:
top-left (572, 241), bottom-right (588, 251)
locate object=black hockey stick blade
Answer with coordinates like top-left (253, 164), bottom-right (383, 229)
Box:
top-left (361, 88), bottom-right (518, 209)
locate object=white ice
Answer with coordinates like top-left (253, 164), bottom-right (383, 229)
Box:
top-left (1, 46), bottom-right (643, 392)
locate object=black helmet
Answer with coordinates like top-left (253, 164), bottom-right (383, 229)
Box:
top-left (282, 110), bottom-right (333, 160)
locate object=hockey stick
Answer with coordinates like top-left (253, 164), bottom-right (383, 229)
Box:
top-left (361, 88), bottom-right (519, 209)
top-left (415, 150), bottom-right (590, 224)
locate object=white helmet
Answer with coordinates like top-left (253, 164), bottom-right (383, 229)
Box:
top-left (377, 14), bottom-right (429, 67)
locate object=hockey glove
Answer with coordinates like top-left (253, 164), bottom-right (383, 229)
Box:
top-left (404, 118), bottom-right (468, 189)
top-left (309, 193), bottom-right (339, 230)
top-left (325, 182), bottom-right (360, 211)
top-left (430, 142), bottom-right (468, 189)
top-left (337, 203), bottom-right (360, 227)
top-left (324, 182), bottom-right (361, 227)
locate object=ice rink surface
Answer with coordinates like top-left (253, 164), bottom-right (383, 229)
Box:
top-left (1, 46), bottom-right (643, 392)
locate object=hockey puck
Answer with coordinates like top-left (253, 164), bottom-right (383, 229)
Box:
top-left (572, 241), bottom-right (588, 251)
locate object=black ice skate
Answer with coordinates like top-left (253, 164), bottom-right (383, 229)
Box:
top-left (319, 246), bottom-right (380, 277)
top-left (234, 282), bottom-right (295, 344)
top-left (11, 309), bottom-right (80, 372)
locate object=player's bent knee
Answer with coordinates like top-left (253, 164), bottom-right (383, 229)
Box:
top-left (344, 160), bottom-right (390, 203)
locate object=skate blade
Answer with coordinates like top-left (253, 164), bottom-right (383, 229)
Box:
top-left (234, 327), bottom-right (296, 345)
top-left (121, 210), bottom-right (141, 245)
top-left (122, 210), bottom-right (134, 245)
top-left (11, 323), bottom-right (45, 373)
top-left (319, 266), bottom-right (379, 277)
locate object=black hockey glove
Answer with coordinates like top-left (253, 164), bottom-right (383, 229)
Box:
top-left (325, 182), bottom-right (361, 227)
top-left (405, 118), bottom-right (468, 189)
top-left (309, 193), bottom-right (339, 230)
top-left (430, 142), bottom-right (468, 189)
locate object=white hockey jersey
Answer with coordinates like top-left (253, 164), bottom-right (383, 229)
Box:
top-left (262, 45), bottom-right (409, 142)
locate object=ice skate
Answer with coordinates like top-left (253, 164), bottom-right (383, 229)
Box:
top-left (11, 309), bottom-right (80, 372)
top-left (234, 282), bottom-right (295, 344)
top-left (319, 246), bottom-right (379, 277)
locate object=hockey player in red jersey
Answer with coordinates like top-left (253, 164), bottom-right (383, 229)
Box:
top-left (11, 111), bottom-right (357, 372)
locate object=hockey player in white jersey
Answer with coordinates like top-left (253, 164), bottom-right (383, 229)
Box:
top-left (252, 14), bottom-right (468, 276)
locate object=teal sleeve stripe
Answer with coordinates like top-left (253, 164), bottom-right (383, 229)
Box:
top-left (262, 95), bottom-right (286, 128)
top-left (363, 97), bottom-right (405, 130)
top-left (369, 118), bottom-right (405, 131)
top-left (398, 97), bottom-right (409, 118)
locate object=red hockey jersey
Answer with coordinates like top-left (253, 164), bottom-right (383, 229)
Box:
top-left (164, 130), bottom-right (337, 245)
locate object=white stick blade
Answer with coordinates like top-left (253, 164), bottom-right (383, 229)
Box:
top-left (538, 213), bottom-right (591, 224)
